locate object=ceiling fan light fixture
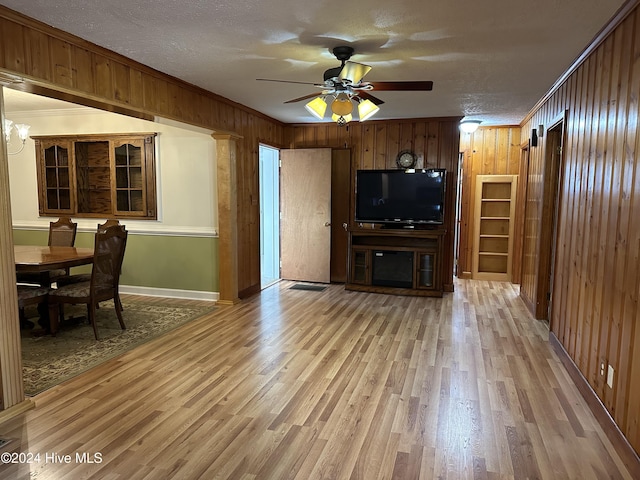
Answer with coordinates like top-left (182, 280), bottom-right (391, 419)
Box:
top-left (331, 93), bottom-right (353, 116)
top-left (460, 119), bottom-right (481, 133)
top-left (338, 61), bottom-right (372, 84)
top-left (358, 98), bottom-right (379, 121)
top-left (305, 96), bottom-right (327, 120)
top-left (332, 113), bottom-right (352, 125)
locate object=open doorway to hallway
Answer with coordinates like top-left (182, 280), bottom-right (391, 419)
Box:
top-left (259, 144), bottom-right (280, 289)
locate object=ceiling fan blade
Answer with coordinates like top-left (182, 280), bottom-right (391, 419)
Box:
top-left (256, 78), bottom-right (324, 87)
top-left (338, 61), bottom-right (372, 84)
top-left (284, 92), bottom-right (323, 104)
top-left (368, 81), bottom-right (434, 91)
top-left (357, 91), bottom-right (385, 106)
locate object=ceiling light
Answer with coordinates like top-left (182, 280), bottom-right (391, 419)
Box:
top-left (357, 99), bottom-right (379, 121)
top-left (3, 119), bottom-right (31, 155)
top-left (459, 119), bottom-right (481, 134)
top-left (305, 97), bottom-right (327, 120)
top-left (331, 93), bottom-right (353, 117)
top-left (331, 113), bottom-right (352, 126)
top-left (304, 92), bottom-right (380, 125)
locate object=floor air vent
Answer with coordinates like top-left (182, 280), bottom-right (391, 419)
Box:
top-left (289, 284), bottom-right (327, 292)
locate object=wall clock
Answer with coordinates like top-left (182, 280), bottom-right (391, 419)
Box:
top-left (396, 150), bottom-right (417, 169)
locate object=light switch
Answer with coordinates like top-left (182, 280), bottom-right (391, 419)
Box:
top-left (607, 365), bottom-right (614, 388)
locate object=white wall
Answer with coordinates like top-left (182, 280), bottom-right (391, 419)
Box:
top-left (7, 102), bottom-right (217, 236)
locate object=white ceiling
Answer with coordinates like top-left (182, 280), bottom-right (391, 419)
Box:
top-left (0, 0), bottom-right (628, 126)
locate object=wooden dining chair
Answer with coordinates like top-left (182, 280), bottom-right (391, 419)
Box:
top-left (47, 224), bottom-right (128, 340)
top-left (48, 216), bottom-right (77, 247)
top-left (55, 219), bottom-right (125, 311)
top-left (17, 217), bottom-right (78, 286)
top-left (17, 285), bottom-right (50, 330)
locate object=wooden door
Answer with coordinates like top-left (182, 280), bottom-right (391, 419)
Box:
top-left (280, 148), bottom-right (332, 283)
top-left (330, 149), bottom-right (351, 283)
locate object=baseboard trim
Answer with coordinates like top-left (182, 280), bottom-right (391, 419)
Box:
top-left (0, 399), bottom-right (35, 426)
top-left (549, 332), bottom-right (640, 477)
top-left (120, 285), bottom-right (218, 302)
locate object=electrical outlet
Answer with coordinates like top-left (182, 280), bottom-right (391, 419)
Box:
top-left (600, 362), bottom-right (605, 376)
top-left (607, 365), bottom-right (615, 388)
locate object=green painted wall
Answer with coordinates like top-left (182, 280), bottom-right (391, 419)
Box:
top-left (13, 229), bottom-right (219, 293)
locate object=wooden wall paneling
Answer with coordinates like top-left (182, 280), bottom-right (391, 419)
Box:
top-left (571, 55), bottom-right (597, 367)
top-left (361, 124), bottom-right (375, 169)
top-left (482, 128), bottom-right (497, 174)
top-left (426, 121), bottom-right (440, 169)
top-left (578, 46), bottom-right (606, 381)
top-left (615, 28), bottom-right (640, 428)
top-left (553, 76), bottom-right (580, 345)
top-left (413, 121), bottom-right (427, 168)
top-left (608, 18), bottom-right (639, 422)
top-left (93, 55), bottom-right (112, 100)
top-left (600, 15), bottom-right (634, 412)
top-left (585, 37), bottom-right (613, 391)
top-left (128, 68), bottom-right (144, 110)
top-left (628, 304), bottom-right (640, 450)
top-left (73, 47), bottom-right (95, 94)
top-left (374, 123), bottom-right (387, 169)
top-left (386, 123), bottom-right (400, 169)
top-left (24, 28), bottom-right (51, 81)
top-left (398, 121), bottom-right (414, 156)
top-left (1, 20), bottom-right (25, 73)
top-left (49, 37), bottom-right (73, 87)
top-left (113, 60), bottom-right (131, 104)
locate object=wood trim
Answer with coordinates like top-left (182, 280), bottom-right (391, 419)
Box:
top-left (0, 400), bottom-right (34, 425)
top-left (213, 133), bottom-right (240, 304)
top-left (0, 96), bottom-right (24, 409)
top-left (549, 332), bottom-right (640, 478)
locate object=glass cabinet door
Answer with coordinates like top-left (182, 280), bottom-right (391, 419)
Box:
top-left (351, 248), bottom-right (369, 284)
top-left (417, 252), bottom-right (436, 289)
top-left (113, 139), bottom-right (145, 215)
top-left (42, 142), bottom-right (73, 214)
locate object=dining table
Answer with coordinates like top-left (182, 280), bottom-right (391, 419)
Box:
top-left (15, 245), bottom-right (95, 333)
top-left (15, 245), bottom-right (95, 285)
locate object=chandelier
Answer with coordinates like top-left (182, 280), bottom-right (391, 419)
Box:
top-left (305, 91), bottom-right (379, 126)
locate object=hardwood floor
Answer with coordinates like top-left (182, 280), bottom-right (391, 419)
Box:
top-left (0, 279), bottom-right (634, 479)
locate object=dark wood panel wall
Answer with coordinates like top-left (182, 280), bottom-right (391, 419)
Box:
top-left (282, 118), bottom-right (462, 291)
top-left (458, 127), bottom-right (522, 280)
top-left (520, 3), bottom-right (640, 455)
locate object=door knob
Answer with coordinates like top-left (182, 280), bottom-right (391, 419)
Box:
top-left (342, 223), bottom-right (348, 231)
top-left (324, 222), bottom-right (331, 227)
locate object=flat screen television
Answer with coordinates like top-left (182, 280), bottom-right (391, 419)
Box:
top-left (355, 168), bottom-right (446, 226)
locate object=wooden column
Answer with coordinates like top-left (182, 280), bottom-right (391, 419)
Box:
top-left (214, 133), bottom-right (242, 305)
top-left (0, 87), bottom-right (32, 417)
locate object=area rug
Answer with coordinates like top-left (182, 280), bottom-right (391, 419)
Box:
top-left (21, 301), bottom-right (216, 396)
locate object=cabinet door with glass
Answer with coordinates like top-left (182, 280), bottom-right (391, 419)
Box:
top-left (416, 251), bottom-right (438, 290)
top-left (350, 247), bottom-right (370, 285)
top-left (112, 135), bottom-right (156, 217)
top-left (34, 133), bottom-right (157, 219)
top-left (35, 139), bottom-right (76, 215)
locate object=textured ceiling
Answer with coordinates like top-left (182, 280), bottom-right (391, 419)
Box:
top-left (0, 0), bottom-right (628, 126)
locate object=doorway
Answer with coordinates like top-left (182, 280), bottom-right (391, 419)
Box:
top-left (535, 116), bottom-right (565, 320)
top-left (259, 144), bottom-right (280, 289)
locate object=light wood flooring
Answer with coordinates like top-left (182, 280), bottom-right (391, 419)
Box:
top-left (0, 279), bottom-right (634, 479)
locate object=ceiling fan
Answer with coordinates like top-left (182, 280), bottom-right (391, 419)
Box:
top-left (257, 46), bottom-right (434, 125)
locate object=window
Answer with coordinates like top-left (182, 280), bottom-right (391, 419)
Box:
top-left (34, 133), bottom-right (157, 219)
